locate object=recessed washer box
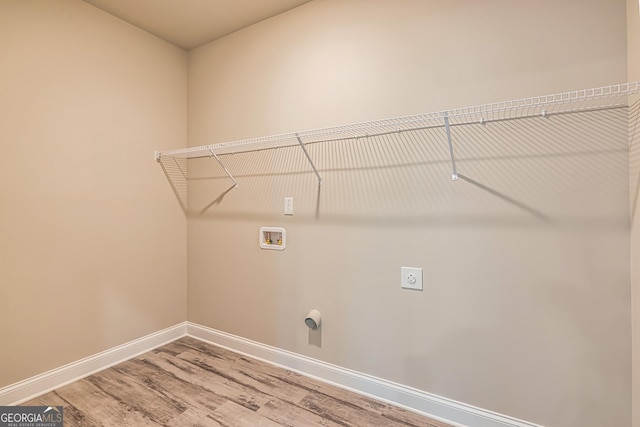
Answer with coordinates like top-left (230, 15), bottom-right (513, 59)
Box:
top-left (259, 227), bottom-right (286, 250)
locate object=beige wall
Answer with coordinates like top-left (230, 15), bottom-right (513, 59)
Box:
top-left (0, 0), bottom-right (187, 388)
top-left (187, 1), bottom-right (629, 427)
top-left (630, 0), bottom-right (640, 425)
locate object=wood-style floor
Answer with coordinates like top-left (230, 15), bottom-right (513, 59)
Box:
top-left (23, 336), bottom-right (453, 427)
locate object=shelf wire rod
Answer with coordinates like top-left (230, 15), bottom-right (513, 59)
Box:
top-left (443, 112), bottom-right (459, 181)
top-left (295, 133), bottom-right (323, 186)
top-left (158, 82), bottom-right (640, 160)
top-left (173, 156), bottom-right (187, 179)
top-left (208, 148), bottom-right (239, 188)
top-left (166, 104), bottom-right (628, 160)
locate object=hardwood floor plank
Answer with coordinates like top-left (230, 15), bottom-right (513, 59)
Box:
top-left (141, 349), bottom-right (270, 411)
top-left (175, 337), bottom-right (449, 427)
top-left (299, 390), bottom-right (441, 427)
top-left (22, 391), bottom-right (91, 427)
top-left (167, 408), bottom-right (222, 427)
top-left (53, 378), bottom-right (163, 426)
top-left (295, 380), bottom-right (451, 427)
top-left (87, 367), bottom-right (186, 424)
top-left (176, 348), bottom-right (309, 404)
top-left (209, 401), bottom-right (283, 427)
top-left (256, 397), bottom-right (346, 427)
top-left (113, 357), bottom-right (225, 413)
top-left (173, 338), bottom-right (325, 397)
top-left (22, 337), bottom-right (454, 427)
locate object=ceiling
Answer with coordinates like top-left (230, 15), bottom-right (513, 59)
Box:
top-left (83, 0), bottom-right (313, 50)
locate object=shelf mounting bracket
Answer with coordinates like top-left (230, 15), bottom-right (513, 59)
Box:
top-left (295, 133), bottom-right (323, 186)
top-left (209, 148), bottom-right (239, 188)
top-left (443, 112), bottom-right (459, 181)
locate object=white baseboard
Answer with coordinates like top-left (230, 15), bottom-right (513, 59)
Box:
top-left (186, 322), bottom-right (544, 427)
top-left (0, 322), bottom-right (187, 406)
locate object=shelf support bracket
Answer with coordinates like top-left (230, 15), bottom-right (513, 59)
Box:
top-left (443, 112), bottom-right (459, 181)
top-left (295, 133), bottom-right (323, 186)
top-left (209, 148), bottom-right (239, 188)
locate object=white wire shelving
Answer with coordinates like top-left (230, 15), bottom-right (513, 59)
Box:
top-left (156, 81), bottom-right (640, 186)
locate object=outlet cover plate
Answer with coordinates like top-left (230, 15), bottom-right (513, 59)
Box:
top-left (284, 197), bottom-right (293, 215)
top-left (401, 266), bottom-right (423, 291)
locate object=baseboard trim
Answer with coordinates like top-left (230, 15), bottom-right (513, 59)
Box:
top-left (0, 322), bottom-right (187, 406)
top-left (186, 322), bottom-right (543, 427)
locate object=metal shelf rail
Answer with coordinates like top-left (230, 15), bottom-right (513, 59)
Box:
top-left (156, 82), bottom-right (640, 186)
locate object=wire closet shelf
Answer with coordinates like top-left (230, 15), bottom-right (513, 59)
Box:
top-left (155, 81), bottom-right (640, 184)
